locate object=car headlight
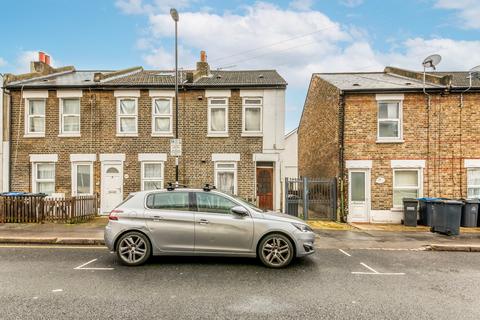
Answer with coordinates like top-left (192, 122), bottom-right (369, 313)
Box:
top-left (292, 223), bottom-right (313, 232)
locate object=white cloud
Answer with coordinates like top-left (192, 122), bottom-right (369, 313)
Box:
top-left (340, 0), bottom-right (363, 8)
top-left (0, 57), bottom-right (6, 68)
top-left (116, 0), bottom-right (193, 15)
top-left (435, 0), bottom-right (480, 29)
top-left (289, 0), bottom-right (313, 11)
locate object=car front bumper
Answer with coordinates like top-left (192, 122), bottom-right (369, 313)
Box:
top-left (293, 230), bottom-right (316, 257)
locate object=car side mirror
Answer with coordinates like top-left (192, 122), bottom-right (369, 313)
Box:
top-left (231, 206), bottom-right (248, 216)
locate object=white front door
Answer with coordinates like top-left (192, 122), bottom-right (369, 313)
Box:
top-left (348, 169), bottom-right (370, 223)
top-left (101, 163), bottom-right (123, 214)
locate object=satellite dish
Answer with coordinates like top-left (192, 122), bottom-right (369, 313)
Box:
top-left (469, 65), bottom-right (480, 79)
top-left (422, 54), bottom-right (442, 70)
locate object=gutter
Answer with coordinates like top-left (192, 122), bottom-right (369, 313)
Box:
top-left (338, 91), bottom-right (346, 222)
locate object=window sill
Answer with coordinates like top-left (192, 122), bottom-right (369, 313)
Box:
top-left (241, 132), bottom-right (263, 137)
top-left (24, 134), bottom-right (45, 138)
top-left (58, 133), bottom-right (81, 138)
top-left (207, 133), bottom-right (229, 138)
top-left (376, 139), bottom-right (404, 144)
top-left (151, 133), bottom-right (174, 137)
top-left (116, 133), bottom-right (138, 137)
top-left (390, 207), bottom-right (404, 212)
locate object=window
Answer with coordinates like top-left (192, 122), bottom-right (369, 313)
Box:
top-left (378, 101), bottom-right (402, 141)
top-left (214, 162), bottom-right (237, 195)
top-left (243, 97), bottom-right (262, 134)
top-left (141, 162), bottom-right (164, 191)
top-left (467, 169), bottom-right (480, 199)
top-left (393, 170), bottom-right (421, 207)
top-left (33, 163), bottom-right (55, 195)
top-left (117, 98), bottom-right (138, 135)
top-left (152, 98), bottom-right (172, 135)
top-left (26, 99), bottom-right (46, 136)
top-left (146, 192), bottom-right (190, 211)
top-left (196, 192), bottom-right (238, 214)
top-left (60, 98), bottom-right (80, 135)
top-left (208, 98), bottom-right (228, 136)
top-left (72, 163), bottom-right (93, 195)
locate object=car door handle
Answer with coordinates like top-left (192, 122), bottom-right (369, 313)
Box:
top-left (199, 219), bottom-right (209, 225)
top-left (152, 216), bottom-right (164, 222)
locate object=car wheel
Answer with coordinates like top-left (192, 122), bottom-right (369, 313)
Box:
top-left (258, 234), bottom-right (294, 268)
top-left (116, 231), bottom-right (151, 266)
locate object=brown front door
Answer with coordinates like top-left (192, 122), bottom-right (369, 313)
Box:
top-left (256, 167), bottom-right (273, 211)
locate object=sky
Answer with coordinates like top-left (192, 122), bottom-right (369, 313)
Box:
top-left (1, 0), bottom-right (479, 132)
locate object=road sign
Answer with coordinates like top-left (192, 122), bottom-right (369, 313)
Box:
top-left (170, 139), bottom-right (182, 156)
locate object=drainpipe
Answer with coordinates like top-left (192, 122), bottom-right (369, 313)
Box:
top-left (338, 91), bottom-right (346, 222)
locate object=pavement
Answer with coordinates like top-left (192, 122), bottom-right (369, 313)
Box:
top-left (0, 246), bottom-right (479, 319)
top-left (0, 217), bottom-right (480, 251)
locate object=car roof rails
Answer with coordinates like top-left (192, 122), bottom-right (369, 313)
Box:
top-left (166, 182), bottom-right (189, 191)
top-left (203, 184), bottom-right (216, 192)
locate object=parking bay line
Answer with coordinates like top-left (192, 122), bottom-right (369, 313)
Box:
top-left (74, 258), bottom-right (114, 271)
top-left (352, 262), bottom-right (405, 276)
top-left (338, 249), bottom-right (352, 257)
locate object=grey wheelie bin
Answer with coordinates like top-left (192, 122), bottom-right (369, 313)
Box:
top-left (417, 198), bottom-right (442, 226)
top-left (402, 198), bottom-right (418, 227)
top-left (461, 199), bottom-right (479, 227)
top-left (431, 200), bottom-right (463, 236)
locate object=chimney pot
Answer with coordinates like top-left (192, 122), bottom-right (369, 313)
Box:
top-left (39, 52), bottom-right (46, 63)
top-left (200, 50), bottom-right (207, 63)
top-left (45, 55), bottom-right (51, 66)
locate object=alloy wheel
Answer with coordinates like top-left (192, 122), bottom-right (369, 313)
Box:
top-left (118, 234), bottom-right (148, 265)
top-left (261, 236), bottom-right (292, 267)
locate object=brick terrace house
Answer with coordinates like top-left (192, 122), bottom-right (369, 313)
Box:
top-left (299, 67), bottom-right (480, 223)
top-left (3, 52), bottom-right (287, 213)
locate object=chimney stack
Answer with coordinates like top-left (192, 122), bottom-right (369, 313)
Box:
top-left (194, 50), bottom-right (210, 81)
top-left (30, 51), bottom-right (54, 74)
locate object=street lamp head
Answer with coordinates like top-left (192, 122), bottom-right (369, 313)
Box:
top-left (170, 8), bottom-right (179, 22)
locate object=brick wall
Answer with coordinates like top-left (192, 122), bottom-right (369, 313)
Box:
top-left (9, 88), bottom-right (262, 200)
top-left (298, 75), bottom-right (341, 178)
top-left (343, 92), bottom-right (480, 210)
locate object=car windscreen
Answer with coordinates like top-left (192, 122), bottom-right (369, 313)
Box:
top-left (230, 195), bottom-right (265, 213)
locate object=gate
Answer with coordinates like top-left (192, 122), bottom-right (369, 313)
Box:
top-left (284, 177), bottom-right (337, 220)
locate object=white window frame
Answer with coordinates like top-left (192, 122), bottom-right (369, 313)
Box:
top-left (207, 97), bottom-right (229, 137)
top-left (377, 100), bottom-right (403, 143)
top-left (214, 161), bottom-right (237, 195)
top-left (72, 162), bottom-right (94, 196)
top-left (242, 97), bottom-right (263, 136)
top-left (59, 98), bottom-right (81, 137)
top-left (32, 162), bottom-right (55, 194)
top-left (116, 97), bottom-right (138, 136)
top-left (141, 161), bottom-right (164, 191)
top-left (392, 168), bottom-right (423, 209)
top-left (151, 97), bottom-right (173, 136)
top-left (25, 98), bottom-right (46, 137)
top-left (467, 168), bottom-right (480, 199)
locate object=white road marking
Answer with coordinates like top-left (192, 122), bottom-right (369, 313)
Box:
top-left (52, 289), bottom-right (63, 292)
top-left (74, 258), bottom-right (114, 271)
top-left (351, 262), bottom-right (405, 276)
top-left (339, 249), bottom-right (352, 257)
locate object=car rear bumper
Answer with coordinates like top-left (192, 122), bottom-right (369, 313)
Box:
top-left (104, 223), bottom-right (115, 251)
top-left (293, 231), bottom-right (316, 257)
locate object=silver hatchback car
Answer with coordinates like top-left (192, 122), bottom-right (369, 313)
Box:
top-left (104, 186), bottom-right (315, 268)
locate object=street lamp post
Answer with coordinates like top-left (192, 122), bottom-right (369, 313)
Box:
top-left (170, 8), bottom-right (179, 187)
